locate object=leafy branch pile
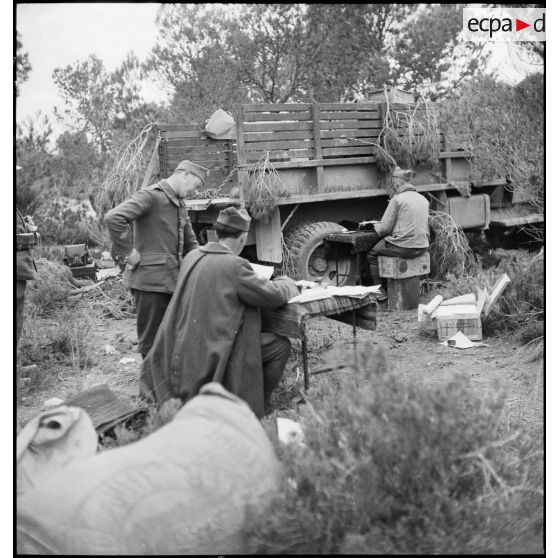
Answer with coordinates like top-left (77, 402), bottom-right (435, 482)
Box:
top-left (375, 95), bottom-right (440, 174)
top-left (440, 75), bottom-right (543, 213)
top-left (94, 124), bottom-right (157, 219)
top-left (245, 152), bottom-right (285, 222)
top-left (427, 210), bottom-right (477, 281)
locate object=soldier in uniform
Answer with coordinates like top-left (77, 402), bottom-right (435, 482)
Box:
top-left (140, 207), bottom-right (299, 418)
top-left (16, 166), bottom-right (38, 347)
top-left (363, 166), bottom-right (430, 286)
top-left (104, 160), bottom-right (207, 359)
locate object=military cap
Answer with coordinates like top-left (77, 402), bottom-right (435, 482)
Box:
top-left (174, 160), bottom-right (209, 184)
top-left (392, 166), bottom-right (412, 181)
top-left (216, 207), bottom-right (251, 232)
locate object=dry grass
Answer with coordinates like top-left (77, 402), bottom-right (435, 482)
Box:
top-left (94, 124), bottom-right (157, 219)
top-left (75, 278), bottom-right (135, 320)
top-left (427, 210), bottom-right (478, 282)
top-left (375, 95), bottom-right (440, 173)
top-left (245, 152), bottom-right (286, 222)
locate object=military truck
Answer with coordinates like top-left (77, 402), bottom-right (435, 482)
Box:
top-left (145, 95), bottom-right (542, 285)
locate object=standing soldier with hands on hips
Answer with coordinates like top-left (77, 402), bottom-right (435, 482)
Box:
top-left (104, 160), bottom-right (207, 359)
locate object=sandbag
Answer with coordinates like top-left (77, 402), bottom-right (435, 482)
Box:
top-left (17, 383), bottom-right (282, 555)
top-left (17, 406), bottom-right (97, 497)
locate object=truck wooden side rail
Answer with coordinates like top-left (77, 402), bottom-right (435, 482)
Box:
top-left (154, 101), bottom-right (538, 285)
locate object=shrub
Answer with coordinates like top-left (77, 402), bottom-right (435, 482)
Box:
top-left (243, 345), bottom-right (543, 554)
top-left (32, 196), bottom-right (106, 246)
top-left (26, 258), bottom-right (76, 316)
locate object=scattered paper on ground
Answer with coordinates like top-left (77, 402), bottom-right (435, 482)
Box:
top-left (98, 268), bottom-right (119, 280)
top-left (119, 357), bottom-right (137, 365)
top-left (277, 417), bottom-right (305, 445)
top-left (440, 331), bottom-right (488, 349)
top-left (105, 345), bottom-right (117, 355)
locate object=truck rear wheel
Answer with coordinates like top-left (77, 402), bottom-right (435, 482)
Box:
top-left (283, 221), bottom-right (356, 286)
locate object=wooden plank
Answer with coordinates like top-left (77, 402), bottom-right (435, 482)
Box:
top-left (242, 156), bottom-right (378, 170)
top-left (319, 102), bottom-right (381, 112)
top-left (245, 148), bottom-right (316, 162)
top-left (312, 101), bottom-right (324, 192)
top-left (319, 120), bottom-right (383, 130)
top-left (160, 130), bottom-right (208, 139)
top-left (321, 137), bottom-right (378, 148)
top-left (160, 131), bottom-right (209, 140)
top-left (243, 130), bottom-right (314, 142)
top-left (244, 139), bottom-right (314, 151)
top-left (157, 124), bottom-right (200, 131)
top-left (244, 121), bottom-right (313, 133)
top-left (255, 208), bottom-right (282, 263)
top-left (322, 145), bottom-right (375, 157)
top-left (166, 146), bottom-right (233, 156)
top-left (243, 103), bottom-right (312, 112)
top-left (321, 129), bottom-right (382, 140)
top-left (244, 112), bottom-right (312, 122)
top-left (320, 111), bottom-right (381, 121)
top-left (236, 106), bottom-right (247, 207)
top-left (274, 188), bottom-right (388, 205)
top-left (165, 138), bottom-right (236, 147)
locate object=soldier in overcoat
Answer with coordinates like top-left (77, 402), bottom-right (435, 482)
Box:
top-left (104, 160), bottom-right (207, 358)
top-left (140, 207), bottom-right (298, 418)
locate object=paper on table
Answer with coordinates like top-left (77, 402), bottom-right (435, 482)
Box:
top-left (250, 262), bottom-right (275, 280)
top-left (326, 285), bottom-right (382, 298)
top-left (288, 287), bottom-right (333, 304)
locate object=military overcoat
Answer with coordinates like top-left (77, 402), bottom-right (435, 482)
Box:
top-left (140, 242), bottom-right (298, 418)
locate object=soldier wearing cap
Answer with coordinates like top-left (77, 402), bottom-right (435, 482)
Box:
top-left (362, 166), bottom-right (430, 287)
top-left (140, 206), bottom-right (299, 418)
top-left (104, 160), bottom-right (207, 358)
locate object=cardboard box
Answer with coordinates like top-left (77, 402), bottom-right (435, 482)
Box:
top-left (435, 304), bottom-right (482, 341)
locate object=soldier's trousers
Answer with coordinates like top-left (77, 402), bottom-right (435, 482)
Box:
top-left (261, 332), bottom-right (291, 413)
top-left (131, 289), bottom-right (173, 359)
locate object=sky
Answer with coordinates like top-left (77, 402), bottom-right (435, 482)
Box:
top-left (16, 3), bottom-right (166, 135)
top-left (15, 3), bottom-right (543, 140)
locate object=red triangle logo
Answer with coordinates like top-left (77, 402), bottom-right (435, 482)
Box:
top-left (516, 19), bottom-right (530, 31)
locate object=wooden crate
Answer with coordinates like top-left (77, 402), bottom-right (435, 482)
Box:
top-left (436, 306), bottom-right (482, 341)
top-left (367, 87), bottom-right (415, 105)
top-left (378, 252), bottom-right (430, 279)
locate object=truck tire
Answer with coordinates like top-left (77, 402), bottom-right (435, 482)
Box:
top-left (283, 221), bottom-right (356, 286)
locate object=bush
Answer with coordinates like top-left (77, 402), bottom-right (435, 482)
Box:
top-left (26, 258), bottom-right (76, 316)
top-left (32, 196), bottom-right (106, 246)
top-left (243, 346), bottom-right (543, 554)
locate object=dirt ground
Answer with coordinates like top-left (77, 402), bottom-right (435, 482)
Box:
top-left (16, 295), bottom-right (543, 429)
